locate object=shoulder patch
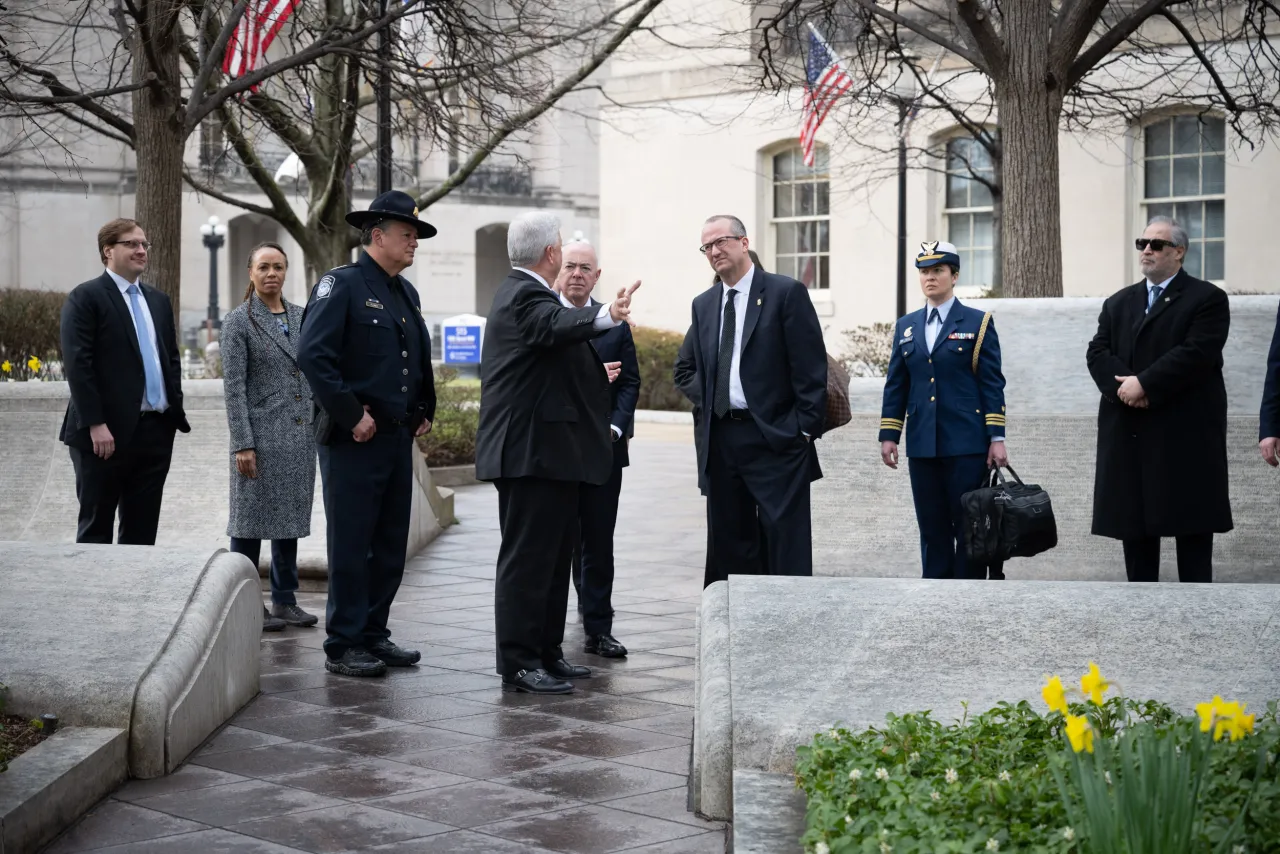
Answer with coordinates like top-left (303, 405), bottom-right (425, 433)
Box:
top-left (316, 275), bottom-right (335, 299)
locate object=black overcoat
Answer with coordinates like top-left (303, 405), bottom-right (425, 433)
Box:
top-left (1085, 268), bottom-right (1233, 539)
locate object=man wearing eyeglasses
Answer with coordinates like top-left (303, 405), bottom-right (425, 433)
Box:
top-left (684, 215), bottom-right (827, 587)
top-left (59, 218), bottom-right (190, 544)
top-left (1086, 215), bottom-right (1232, 582)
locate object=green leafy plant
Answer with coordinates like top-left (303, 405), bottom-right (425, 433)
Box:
top-left (795, 669), bottom-right (1280, 854)
top-left (0, 289), bottom-right (65, 381)
top-left (418, 366), bottom-right (480, 467)
top-left (631, 325), bottom-right (693, 412)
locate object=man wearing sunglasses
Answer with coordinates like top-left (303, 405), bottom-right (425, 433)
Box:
top-left (1086, 215), bottom-right (1232, 582)
top-left (59, 218), bottom-right (190, 544)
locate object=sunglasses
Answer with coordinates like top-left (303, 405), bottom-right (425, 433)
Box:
top-left (1135, 238), bottom-right (1178, 252)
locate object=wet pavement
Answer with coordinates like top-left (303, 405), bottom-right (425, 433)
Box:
top-left (45, 424), bottom-right (724, 853)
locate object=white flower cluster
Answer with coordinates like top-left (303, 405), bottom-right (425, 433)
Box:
top-left (945, 768), bottom-right (959, 784)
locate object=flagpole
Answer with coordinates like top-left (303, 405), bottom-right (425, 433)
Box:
top-left (377, 0), bottom-right (393, 194)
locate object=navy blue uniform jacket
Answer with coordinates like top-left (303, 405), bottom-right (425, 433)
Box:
top-left (1261, 299), bottom-right (1280, 441)
top-left (297, 252), bottom-right (436, 433)
top-left (878, 300), bottom-right (1006, 457)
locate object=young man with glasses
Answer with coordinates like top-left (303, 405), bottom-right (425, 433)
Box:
top-left (59, 218), bottom-right (190, 544)
top-left (683, 215), bottom-right (828, 587)
top-left (1086, 215), bottom-right (1232, 582)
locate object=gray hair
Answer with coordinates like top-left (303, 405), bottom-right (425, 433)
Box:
top-left (360, 219), bottom-right (387, 247)
top-left (507, 211), bottom-right (562, 267)
top-left (1146, 215), bottom-right (1189, 249)
top-left (704, 214), bottom-right (747, 238)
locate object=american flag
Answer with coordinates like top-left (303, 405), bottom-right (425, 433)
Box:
top-left (798, 24), bottom-right (854, 167)
top-left (223, 0), bottom-right (301, 83)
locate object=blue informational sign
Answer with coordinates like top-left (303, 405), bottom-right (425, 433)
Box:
top-left (443, 325), bottom-right (482, 364)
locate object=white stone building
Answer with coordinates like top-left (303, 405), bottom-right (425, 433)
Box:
top-left (596, 4), bottom-right (1280, 344)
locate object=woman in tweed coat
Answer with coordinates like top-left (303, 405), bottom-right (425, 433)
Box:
top-left (221, 243), bottom-right (318, 631)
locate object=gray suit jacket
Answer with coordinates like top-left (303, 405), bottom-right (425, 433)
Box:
top-left (220, 295), bottom-right (316, 539)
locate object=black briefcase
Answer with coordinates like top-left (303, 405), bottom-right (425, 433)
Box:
top-left (962, 465), bottom-right (1057, 562)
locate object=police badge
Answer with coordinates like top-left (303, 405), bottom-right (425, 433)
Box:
top-left (904, 326), bottom-right (913, 338)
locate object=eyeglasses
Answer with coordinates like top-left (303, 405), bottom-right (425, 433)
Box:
top-left (113, 240), bottom-right (152, 251)
top-left (698, 235), bottom-right (743, 255)
top-left (1135, 238), bottom-right (1177, 252)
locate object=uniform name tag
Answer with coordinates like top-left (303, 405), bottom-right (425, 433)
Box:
top-left (365, 299), bottom-right (385, 310)
top-left (947, 332), bottom-right (976, 340)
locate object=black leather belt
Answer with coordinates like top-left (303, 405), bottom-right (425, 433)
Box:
top-left (139, 411), bottom-right (165, 419)
top-left (719, 409), bottom-right (750, 421)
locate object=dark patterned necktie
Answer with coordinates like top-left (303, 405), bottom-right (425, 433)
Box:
top-left (1147, 285), bottom-right (1164, 313)
top-left (713, 290), bottom-right (738, 417)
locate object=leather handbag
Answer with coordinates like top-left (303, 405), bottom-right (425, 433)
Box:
top-left (824, 354), bottom-right (852, 432)
top-left (962, 465), bottom-right (1057, 563)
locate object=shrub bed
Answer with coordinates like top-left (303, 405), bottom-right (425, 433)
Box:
top-left (632, 325), bottom-right (693, 412)
top-left (419, 367), bottom-right (480, 467)
top-left (796, 665), bottom-right (1279, 854)
top-left (0, 288), bottom-right (66, 381)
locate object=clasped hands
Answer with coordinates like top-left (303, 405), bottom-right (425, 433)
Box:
top-left (1114, 375), bottom-right (1149, 409)
top-left (353, 404), bottom-right (432, 443)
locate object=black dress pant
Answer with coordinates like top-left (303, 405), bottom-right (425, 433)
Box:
top-left (495, 477), bottom-right (577, 675)
top-left (68, 413), bottom-right (175, 545)
top-left (1122, 534), bottom-right (1213, 583)
top-left (704, 414), bottom-right (812, 587)
top-left (316, 428), bottom-right (414, 658)
top-left (571, 459), bottom-right (624, 637)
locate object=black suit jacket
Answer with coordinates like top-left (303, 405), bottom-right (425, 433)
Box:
top-left (588, 298), bottom-right (640, 469)
top-left (59, 272), bottom-right (190, 451)
top-left (475, 271), bottom-right (613, 485)
top-left (1260, 299), bottom-right (1280, 440)
top-left (1085, 268), bottom-right (1232, 538)
top-left (683, 267), bottom-right (828, 484)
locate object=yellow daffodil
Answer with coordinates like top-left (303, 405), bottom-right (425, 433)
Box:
top-left (1196, 695), bottom-right (1227, 733)
top-left (1194, 695), bottom-right (1254, 741)
top-left (26, 355), bottom-right (41, 373)
top-left (1227, 711), bottom-right (1256, 742)
top-left (1042, 675), bottom-right (1068, 715)
top-left (1079, 662), bottom-right (1110, 705)
top-left (1, 360), bottom-right (10, 373)
top-left (1064, 713), bottom-right (1094, 753)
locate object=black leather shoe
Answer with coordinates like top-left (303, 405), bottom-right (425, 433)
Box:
top-left (262, 606), bottom-right (286, 633)
top-left (271, 603), bottom-right (318, 627)
top-left (544, 658), bottom-right (591, 679)
top-left (325, 648), bottom-right (387, 677)
top-left (368, 639), bottom-right (421, 666)
top-left (502, 668), bottom-right (573, 694)
top-left (585, 634), bottom-right (628, 658)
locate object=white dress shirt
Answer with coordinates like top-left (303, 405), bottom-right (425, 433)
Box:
top-left (514, 267), bottom-right (617, 331)
top-left (105, 268), bottom-right (169, 413)
top-left (923, 296), bottom-right (956, 351)
top-left (718, 264), bottom-right (754, 411)
top-left (1145, 274), bottom-right (1175, 313)
top-left (559, 290), bottom-right (623, 439)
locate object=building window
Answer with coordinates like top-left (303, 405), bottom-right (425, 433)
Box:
top-left (942, 137), bottom-right (995, 290)
top-left (1142, 115), bottom-right (1225, 281)
top-left (770, 146), bottom-right (830, 289)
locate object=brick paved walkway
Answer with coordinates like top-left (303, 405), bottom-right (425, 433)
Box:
top-left (46, 425), bottom-right (724, 854)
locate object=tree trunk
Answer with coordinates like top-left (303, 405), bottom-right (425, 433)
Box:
top-left (131, 0), bottom-right (187, 334)
top-left (995, 0), bottom-right (1064, 298)
top-left (305, 204), bottom-right (356, 285)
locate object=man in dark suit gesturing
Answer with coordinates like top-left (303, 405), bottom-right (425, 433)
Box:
top-left (554, 240), bottom-right (641, 659)
top-left (60, 218), bottom-right (190, 544)
top-left (475, 212), bottom-right (640, 694)
top-left (1086, 215), bottom-right (1232, 582)
top-left (684, 215), bottom-right (827, 587)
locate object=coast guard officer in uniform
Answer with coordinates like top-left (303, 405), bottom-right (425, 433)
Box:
top-left (298, 191), bottom-right (437, 677)
top-left (878, 241), bottom-right (1008, 580)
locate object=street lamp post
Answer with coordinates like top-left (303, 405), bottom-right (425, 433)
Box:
top-left (200, 215), bottom-right (228, 340)
top-left (891, 73), bottom-right (917, 320)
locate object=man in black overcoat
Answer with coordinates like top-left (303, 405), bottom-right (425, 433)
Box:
top-left (682, 216), bottom-right (827, 587)
top-left (1085, 215), bottom-right (1232, 582)
top-left (475, 211), bottom-right (640, 694)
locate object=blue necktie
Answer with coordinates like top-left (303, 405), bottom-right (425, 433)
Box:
top-left (929, 307), bottom-right (940, 325)
top-left (1147, 285), bottom-right (1164, 312)
top-left (127, 284), bottom-right (164, 409)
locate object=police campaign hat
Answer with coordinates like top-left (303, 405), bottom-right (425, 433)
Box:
top-left (346, 190), bottom-right (438, 239)
top-left (915, 240), bottom-right (961, 270)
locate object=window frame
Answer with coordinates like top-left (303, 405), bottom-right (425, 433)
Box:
top-left (767, 144), bottom-right (832, 291)
top-left (939, 135), bottom-right (997, 295)
top-left (1138, 114), bottom-right (1227, 284)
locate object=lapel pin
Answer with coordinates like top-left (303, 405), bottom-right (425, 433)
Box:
top-left (756, 298), bottom-right (762, 306)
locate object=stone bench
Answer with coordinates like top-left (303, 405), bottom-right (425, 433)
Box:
top-left (693, 576), bottom-right (1280, 838)
top-left (0, 380), bottom-right (454, 577)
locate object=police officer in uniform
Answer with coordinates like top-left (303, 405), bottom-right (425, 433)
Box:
top-left (878, 241), bottom-right (1008, 580)
top-left (298, 191), bottom-right (437, 677)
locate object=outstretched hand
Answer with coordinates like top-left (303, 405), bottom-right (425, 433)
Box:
top-left (609, 280), bottom-right (642, 324)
